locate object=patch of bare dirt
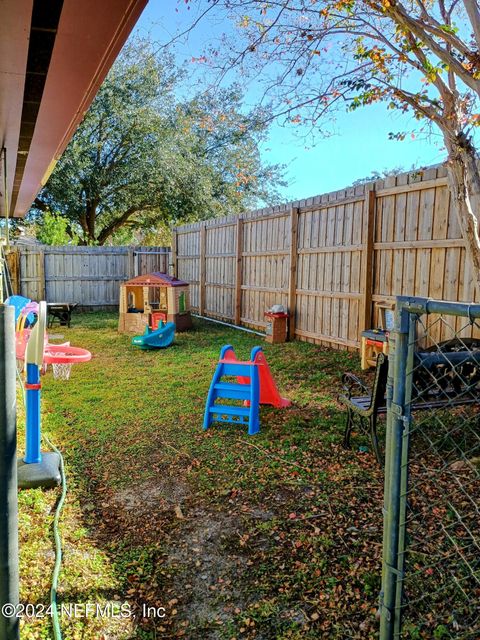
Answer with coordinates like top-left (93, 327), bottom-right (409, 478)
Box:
top-left (166, 507), bottom-right (248, 638)
top-left (113, 477), bottom-right (188, 516)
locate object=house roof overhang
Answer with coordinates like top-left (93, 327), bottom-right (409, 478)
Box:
top-left (0, 0), bottom-right (148, 219)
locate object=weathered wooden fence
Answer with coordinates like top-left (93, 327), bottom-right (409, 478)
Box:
top-left (7, 245), bottom-right (171, 309)
top-left (173, 165), bottom-right (475, 349)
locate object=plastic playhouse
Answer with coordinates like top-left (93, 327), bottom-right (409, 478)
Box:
top-left (203, 345), bottom-right (291, 435)
top-left (118, 272), bottom-right (192, 334)
top-left (131, 320), bottom-right (175, 350)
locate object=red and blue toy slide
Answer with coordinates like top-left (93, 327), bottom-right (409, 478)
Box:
top-left (203, 345), bottom-right (291, 435)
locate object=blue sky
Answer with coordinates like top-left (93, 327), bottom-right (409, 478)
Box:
top-left (134, 0), bottom-right (448, 202)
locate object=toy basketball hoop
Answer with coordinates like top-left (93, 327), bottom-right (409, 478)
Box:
top-left (44, 344), bottom-right (92, 380)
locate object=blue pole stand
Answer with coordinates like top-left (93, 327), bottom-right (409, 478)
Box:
top-left (24, 363), bottom-right (41, 464)
top-left (17, 301), bottom-right (60, 489)
top-left (17, 364), bottom-right (61, 487)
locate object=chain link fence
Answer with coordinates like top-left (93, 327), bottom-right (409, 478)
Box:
top-left (380, 297), bottom-right (480, 640)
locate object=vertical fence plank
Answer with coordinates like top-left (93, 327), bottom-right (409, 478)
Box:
top-left (37, 250), bottom-right (45, 300)
top-left (235, 218), bottom-right (243, 325)
top-left (360, 186), bottom-right (375, 334)
top-left (5, 249), bottom-right (20, 294)
top-left (199, 225), bottom-right (206, 316)
top-left (172, 230), bottom-right (178, 276)
top-left (288, 207), bottom-right (299, 339)
top-left (127, 248), bottom-right (135, 280)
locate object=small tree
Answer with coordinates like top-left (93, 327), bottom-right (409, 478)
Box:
top-left (181, 0), bottom-right (480, 288)
top-left (32, 38), bottom-right (284, 245)
top-left (33, 211), bottom-right (78, 246)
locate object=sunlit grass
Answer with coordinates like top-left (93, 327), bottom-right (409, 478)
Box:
top-left (18, 313), bottom-right (384, 639)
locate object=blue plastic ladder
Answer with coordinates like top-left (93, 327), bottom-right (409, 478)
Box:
top-left (203, 345), bottom-right (260, 435)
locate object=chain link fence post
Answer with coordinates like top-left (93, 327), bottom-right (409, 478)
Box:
top-left (380, 301), bottom-right (411, 639)
top-left (380, 296), bottom-right (480, 639)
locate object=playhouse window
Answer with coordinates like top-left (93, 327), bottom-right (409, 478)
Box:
top-left (160, 288), bottom-right (168, 310)
top-left (179, 291), bottom-right (186, 313)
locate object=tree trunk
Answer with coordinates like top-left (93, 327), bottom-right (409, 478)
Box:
top-left (96, 205), bottom-right (146, 245)
top-left (445, 132), bottom-right (480, 295)
top-left (86, 204), bottom-right (97, 244)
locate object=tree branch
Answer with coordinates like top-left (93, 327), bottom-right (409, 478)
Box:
top-left (32, 198), bottom-right (49, 213)
top-left (388, 85), bottom-right (444, 124)
top-left (463, 0), bottom-right (480, 51)
top-left (389, 1), bottom-right (480, 96)
top-left (96, 204), bottom-right (154, 245)
top-left (404, 31), bottom-right (454, 112)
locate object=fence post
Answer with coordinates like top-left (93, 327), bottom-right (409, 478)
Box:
top-left (394, 310), bottom-right (416, 638)
top-left (360, 185), bottom-right (375, 334)
top-left (0, 304), bottom-right (20, 640)
top-left (5, 249), bottom-right (20, 295)
top-left (171, 230), bottom-right (177, 277)
top-left (199, 225), bottom-right (206, 316)
top-left (379, 300), bottom-right (410, 640)
top-left (163, 247), bottom-right (169, 275)
top-left (288, 207), bottom-right (299, 340)
top-left (127, 248), bottom-right (135, 279)
top-left (235, 218), bottom-right (243, 325)
top-left (37, 250), bottom-right (46, 301)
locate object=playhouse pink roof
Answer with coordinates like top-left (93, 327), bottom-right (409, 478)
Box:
top-left (124, 272), bottom-right (189, 287)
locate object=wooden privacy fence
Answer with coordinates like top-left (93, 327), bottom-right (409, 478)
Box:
top-left (173, 165), bottom-right (475, 349)
top-left (6, 245), bottom-right (171, 309)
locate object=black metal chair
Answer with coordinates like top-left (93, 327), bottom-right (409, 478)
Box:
top-left (339, 353), bottom-right (389, 464)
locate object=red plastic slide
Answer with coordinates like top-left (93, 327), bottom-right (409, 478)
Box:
top-left (253, 349), bottom-right (291, 408)
top-left (225, 346), bottom-right (290, 408)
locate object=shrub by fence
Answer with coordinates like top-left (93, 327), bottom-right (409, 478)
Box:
top-left (173, 165), bottom-right (476, 348)
top-left (6, 245), bottom-right (171, 309)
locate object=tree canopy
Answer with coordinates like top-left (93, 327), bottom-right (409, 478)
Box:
top-left (31, 38), bottom-right (284, 245)
top-left (177, 0), bottom-right (480, 287)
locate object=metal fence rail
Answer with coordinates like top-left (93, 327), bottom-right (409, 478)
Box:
top-left (380, 297), bottom-right (480, 639)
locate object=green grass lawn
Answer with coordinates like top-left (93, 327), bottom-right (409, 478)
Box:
top-left (18, 314), bottom-right (384, 640)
